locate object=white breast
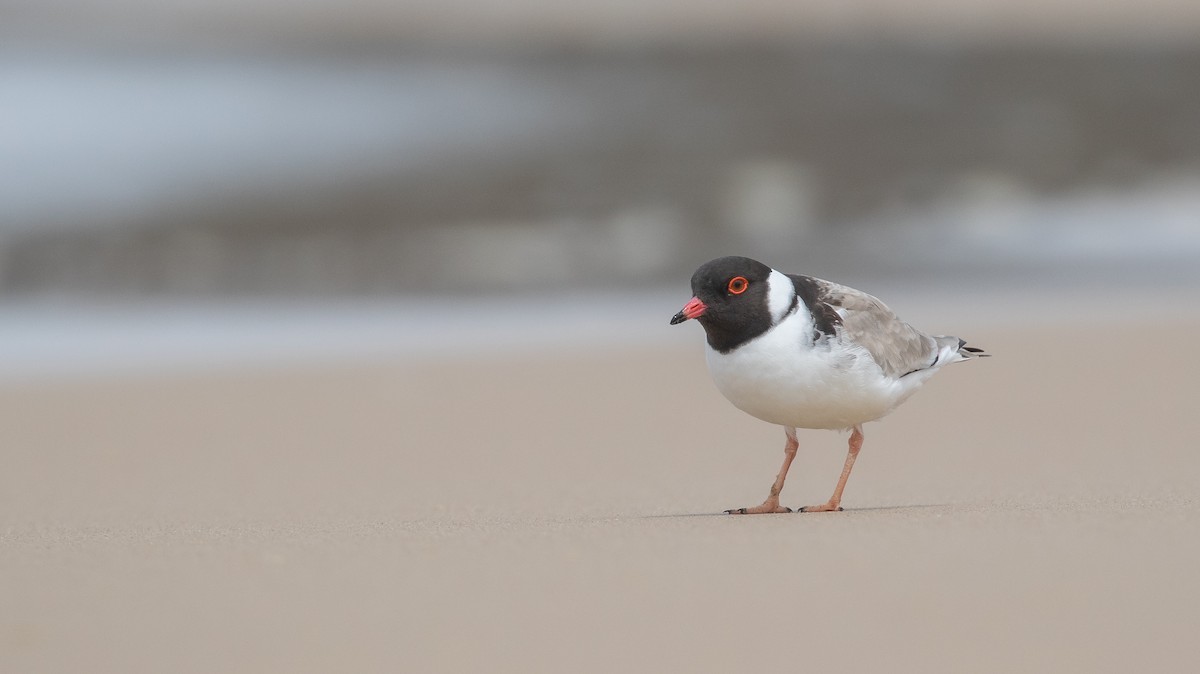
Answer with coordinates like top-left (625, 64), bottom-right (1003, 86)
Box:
top-left (705, 303), bottom-right (921, 430)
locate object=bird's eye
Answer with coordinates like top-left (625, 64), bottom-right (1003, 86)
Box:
top-left (727, 276), bottom-right (749, 295)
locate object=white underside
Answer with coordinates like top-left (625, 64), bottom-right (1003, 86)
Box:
top-left (706, 302), bottom-right (946, 430)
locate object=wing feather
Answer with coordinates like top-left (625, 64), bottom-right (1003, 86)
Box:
top-left (791, 275), bottom-right (937, 379)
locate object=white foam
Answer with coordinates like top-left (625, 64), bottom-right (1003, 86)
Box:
top-left (0, 292), bottom-right (693, 381)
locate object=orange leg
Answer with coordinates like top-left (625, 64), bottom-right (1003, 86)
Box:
top-left (801, 425), bottom-right (863, 513)
top-left (726, 427), bottom-right (798, 514)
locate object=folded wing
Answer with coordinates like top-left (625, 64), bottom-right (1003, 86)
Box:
top-left (791, 275), bottom-right (940, 379)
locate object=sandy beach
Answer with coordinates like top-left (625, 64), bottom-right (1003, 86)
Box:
top-left (3, 313), bottom-right (1199, 673)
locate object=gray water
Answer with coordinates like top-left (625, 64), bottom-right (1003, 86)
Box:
top-left (3, 44), bottom-right (1199, 378)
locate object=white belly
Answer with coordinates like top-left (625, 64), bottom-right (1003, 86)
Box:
top-left (705, 315), bottom-right (918, 430)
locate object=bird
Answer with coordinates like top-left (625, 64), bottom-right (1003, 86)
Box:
top-left (670, 255), bottom-right (987, 514)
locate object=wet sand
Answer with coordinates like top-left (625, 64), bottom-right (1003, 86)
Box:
top-left (3, 317), bottom-right (1199, 672)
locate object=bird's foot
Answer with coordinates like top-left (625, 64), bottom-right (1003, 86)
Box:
top-left (725, 499), bottom-right (793, 515)
top-left (799, 502), bottom-right (844, 513)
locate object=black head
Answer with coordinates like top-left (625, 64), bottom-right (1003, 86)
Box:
top-left (669, 256), bottom-right (775, 353)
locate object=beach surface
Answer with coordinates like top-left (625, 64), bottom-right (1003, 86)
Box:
top-left (3, 311), bottom-right (1199, 673)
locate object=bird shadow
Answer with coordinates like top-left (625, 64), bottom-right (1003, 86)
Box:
top-left (642, 503), bottom-right (951, 519)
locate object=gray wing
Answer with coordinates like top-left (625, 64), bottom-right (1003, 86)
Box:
top-left (797, 276), bottom-right (940, 379)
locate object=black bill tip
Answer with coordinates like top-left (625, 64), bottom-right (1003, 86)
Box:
top-left (669, 312), bottom-right (688, 325)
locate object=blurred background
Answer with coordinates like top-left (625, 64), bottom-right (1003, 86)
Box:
top-left (8, 6), bottom-right (1200, 671)
top-left (3, 0), bottom-right (1200, 376)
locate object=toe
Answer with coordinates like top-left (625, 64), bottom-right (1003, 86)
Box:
top-left (725, 505), bottom-right (792, 514)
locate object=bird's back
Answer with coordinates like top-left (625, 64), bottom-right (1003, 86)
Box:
top-left (790, 276), bottom-right (942, 379)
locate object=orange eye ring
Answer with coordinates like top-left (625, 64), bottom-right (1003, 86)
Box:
top-left (727, 276), bottom-right (749, 295)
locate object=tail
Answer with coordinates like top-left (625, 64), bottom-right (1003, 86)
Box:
top-left (933, 336), bottom-right (990, 366)
top-left (958, 338), bottom-right (990, 359)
